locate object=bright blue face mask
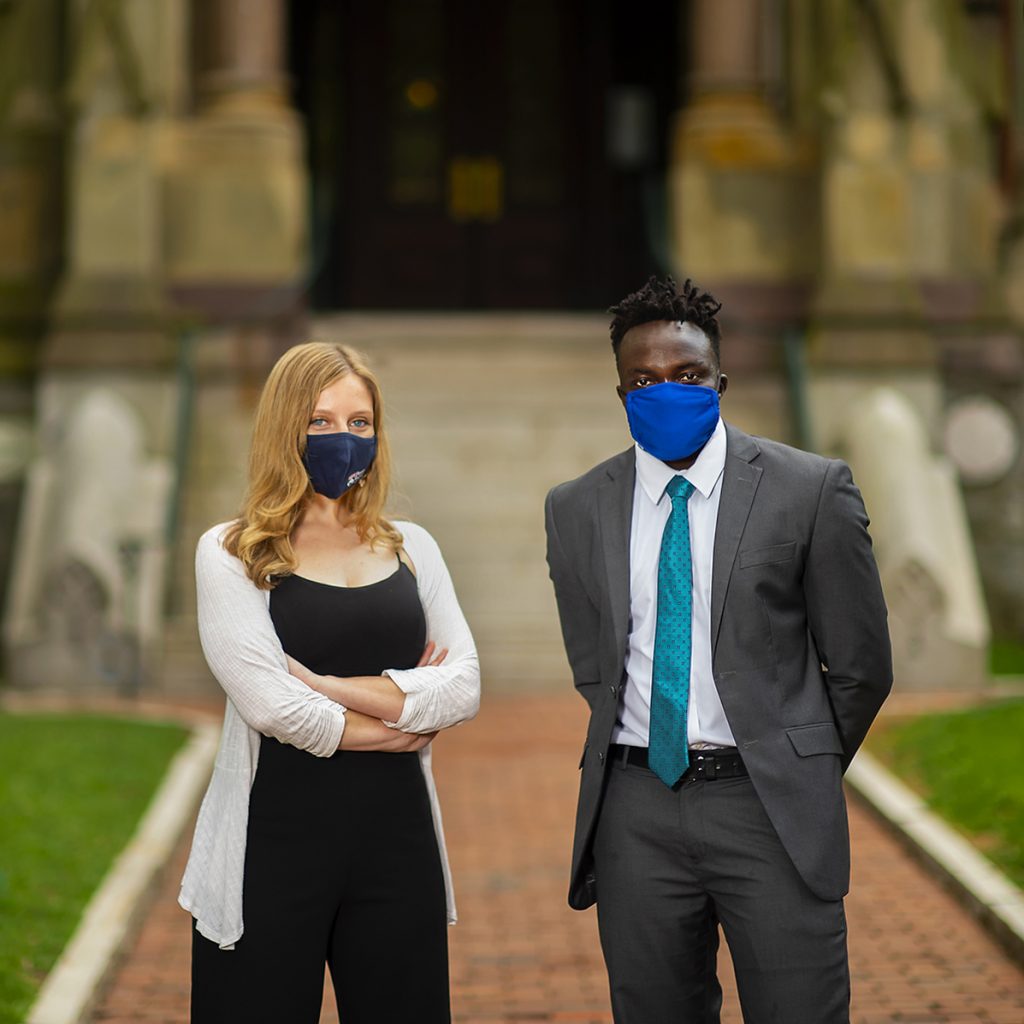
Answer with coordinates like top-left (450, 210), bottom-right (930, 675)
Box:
top-left (302, 431), bottom-right (377, 499)
top-left (624, 383), bottom-right (720, 462)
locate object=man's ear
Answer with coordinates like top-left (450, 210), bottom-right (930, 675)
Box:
top-left (717, 374), bottom-right (728, 398)
top-left (616, 385), bottom-right (627, 407)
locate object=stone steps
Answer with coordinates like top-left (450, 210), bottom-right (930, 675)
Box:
top-left (158, 315), bottom-right (790, 694)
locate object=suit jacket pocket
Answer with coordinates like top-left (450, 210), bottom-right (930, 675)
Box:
top-left (739, 541), bottom-right (797, 568)
top-left (786, 722), bottom-right (843, 757)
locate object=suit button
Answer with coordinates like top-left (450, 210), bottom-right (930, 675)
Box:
top-left (608, 685), bottom-right (617, 696)
top-left (598, 751), bottom-right (605, 764)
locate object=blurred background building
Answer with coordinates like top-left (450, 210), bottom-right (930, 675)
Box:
top-left (0, 0), bottom-right (1020, 696)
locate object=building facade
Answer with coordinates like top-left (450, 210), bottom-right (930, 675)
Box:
top-left (0, 0), bottom-right (1020, 692)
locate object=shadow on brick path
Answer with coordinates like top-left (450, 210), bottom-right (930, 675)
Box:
top-left (90, 694), bottom-right (1023, 1024)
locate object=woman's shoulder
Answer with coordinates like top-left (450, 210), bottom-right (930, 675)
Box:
top-left (197, 520), bottom-right (236, 551)
top-left (393, 520), bottom-right (444, 566)
top-left (394, 518), bottom-right (434, 549)
top-left (195, 520), bottom-right (245, 574)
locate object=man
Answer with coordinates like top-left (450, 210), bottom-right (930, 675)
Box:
top-left (544, 276), bottom-right (892, 1023)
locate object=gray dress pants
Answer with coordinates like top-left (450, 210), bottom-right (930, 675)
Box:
top-left (592, 755), bottom-right (850, 1024)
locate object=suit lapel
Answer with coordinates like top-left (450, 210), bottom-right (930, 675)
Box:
top-left (711, 425), bottom-right (762, 654)
top-left (597, 449), bottom-right (635, 654)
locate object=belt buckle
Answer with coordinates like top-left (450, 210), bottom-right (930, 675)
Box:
top-left (690, 752), bottom-right (717, 782)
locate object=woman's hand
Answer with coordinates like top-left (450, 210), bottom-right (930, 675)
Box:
top-left (339, 710), bottom-right (436, 752)
top-left (417, 641), bottom-right (449, 667)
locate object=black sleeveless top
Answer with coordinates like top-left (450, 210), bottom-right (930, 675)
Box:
top-left (269, 562), bottom-right (426, 676)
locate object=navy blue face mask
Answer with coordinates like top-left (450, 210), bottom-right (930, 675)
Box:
top-left (624, 383), bottom-right (720, 462)
top-left (302, 431), bottom-right (377, 499)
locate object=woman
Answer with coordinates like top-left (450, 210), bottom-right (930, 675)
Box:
top-left (179, 342), bottom-right (479, 1023)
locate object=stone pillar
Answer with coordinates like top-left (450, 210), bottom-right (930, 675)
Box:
top-left (6, 0), bottom-right (193, 691)
top-left (808, 0), bottom-right (929, 450)
top-left (153, 0), bottom-right (310, 694)
top-left (806, 0), bottom-right (1004, 452)
top-left (163, 0), bottom-right (308, 320)
top-left (669, 0), bottom-right (816, 444)
top-left (194, 0), bottom-right (288, 115)
top-left (46, 0), bottom-right (191, 368)
top-left (805, 0), bottom-right (1002, 689)
top-left (689, 0), bottom-right (763, 97)
top-left (671, 0), bottom-right (815, 288)
top-left (670, 0), bottom-right (816, 283)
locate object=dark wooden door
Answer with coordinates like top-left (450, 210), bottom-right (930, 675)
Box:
top-left (339, 0), bottom-right (586, 307)
top-left (291, 0), bottom-right (675, 310)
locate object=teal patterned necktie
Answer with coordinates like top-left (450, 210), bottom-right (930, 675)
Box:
top-left (649, 475), bottom-right (695, 787)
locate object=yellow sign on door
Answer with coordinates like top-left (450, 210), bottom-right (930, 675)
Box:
top-left (447, 157), bottom-right (504, 223)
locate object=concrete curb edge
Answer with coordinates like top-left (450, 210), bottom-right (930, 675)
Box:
top-left (25, 719), bottom-right (219, 1024)
top-left (846, 749), bottom-right (1024, 966)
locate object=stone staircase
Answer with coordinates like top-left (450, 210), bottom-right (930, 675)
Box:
top-left (158, 314), bottom-right (790, 695)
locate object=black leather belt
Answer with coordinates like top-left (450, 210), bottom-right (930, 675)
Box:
top-left (609, 744), bottom-right (747, 781)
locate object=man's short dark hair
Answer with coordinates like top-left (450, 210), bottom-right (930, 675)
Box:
top-left (609, 275), bottom-right (722, 363)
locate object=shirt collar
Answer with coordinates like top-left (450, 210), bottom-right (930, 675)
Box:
top-left (634, 417), bottom-right (727, 506)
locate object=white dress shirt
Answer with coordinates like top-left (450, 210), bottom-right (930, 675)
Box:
top-left (612, 417), bottom-right (736, 749)
top-left (179, 519), bottom-right (480, 949)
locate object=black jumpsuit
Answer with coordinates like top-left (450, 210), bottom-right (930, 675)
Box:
top-left (191, 564), bottom-right (450, 1023)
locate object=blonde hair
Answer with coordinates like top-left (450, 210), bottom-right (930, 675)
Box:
top-left (224, 342), bottom-right (402, 587)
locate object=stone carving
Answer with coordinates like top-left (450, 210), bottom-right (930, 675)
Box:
top-left (843, 387), bottom-right (990, 690)
top-left (3, 386), bottom-right (171, 691)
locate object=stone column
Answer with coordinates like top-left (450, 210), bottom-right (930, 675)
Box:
top-left (163, 0), bottom-right (307, 316)
top-left (154, 0), bottom-right (310, 696)
top-left (805, 0), bottom-right (1000, 690)
top-left (805, 0), bottom-right (1003, 451)
top-left (688, 0), bottom-right (763, 97)
top-left (668, 0), bottom-right (816, 444)
top-left (47, 0), bottom-right (191, 368)
top-left (669, 0), bottom-right (816, 285)
top-left (193, 0), bottom-right (288, 115)
top-left (806, 0), bottom-right (940, 468)
top-left (671, 0), bottom-right (815, 284)
top-left (7, 1), bottom-right (193, 691)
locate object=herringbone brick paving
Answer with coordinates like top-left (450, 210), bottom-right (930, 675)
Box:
top-left (90, 694), bottom-right (1023, 1023)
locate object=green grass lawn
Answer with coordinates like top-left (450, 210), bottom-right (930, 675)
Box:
top-left (865, 698), bottom-right (1024, 889)
top-left (0, 712), bottom-right (189, 1024)
top-left (990, 640), bottom-right (1024, 676)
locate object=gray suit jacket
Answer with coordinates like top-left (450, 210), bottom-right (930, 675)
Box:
top-left (544, 423), bottom-right (892, 908)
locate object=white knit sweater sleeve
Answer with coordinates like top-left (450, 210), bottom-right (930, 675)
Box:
top-left (196, 523), bottom-right (347, 756)
top-left (383, 521), bottom-right (481, 734)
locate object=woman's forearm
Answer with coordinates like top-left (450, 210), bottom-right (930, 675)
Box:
top-left (338, 709), bottom-right (433, 752)
top-left (318, 673), bottom-right (407, 721)
top-left (286, 654), bottom-right (407, 721)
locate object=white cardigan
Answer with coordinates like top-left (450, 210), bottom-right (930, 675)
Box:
top-left (178, 520), bottom-right (480, 949)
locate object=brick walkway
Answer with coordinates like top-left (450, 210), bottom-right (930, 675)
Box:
top-left (90, 695), bottom-right (1023, 1023)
